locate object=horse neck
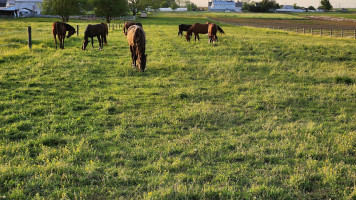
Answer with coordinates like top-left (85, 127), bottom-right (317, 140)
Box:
top-left (187, 28), bottom-right (192, 35)
top-left (63, 23), bottom-right (74, 31)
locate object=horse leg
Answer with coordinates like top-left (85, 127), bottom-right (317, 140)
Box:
top-left (53, 34), bottom-right (57, 49)
top-left (130, 46), bottom-right (135, 68)
top-left (97, 36), bottom-right (102, 50)
top-left (92, 37), bottom-right (95, 49)
top-left (196, 34), bottom-right (200, 41)
top-left (59, 35), bottom-right (63, 49)
top-left (62, 36), bottom-right (65, 49)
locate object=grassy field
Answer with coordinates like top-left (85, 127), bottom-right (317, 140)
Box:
top-left (0, 13), bottom-right (356, 199)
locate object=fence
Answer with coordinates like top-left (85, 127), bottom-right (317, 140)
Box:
top-left (0, 23), bottom-right (124, 49)
top-left (210, 18), bottom-right (356, 40)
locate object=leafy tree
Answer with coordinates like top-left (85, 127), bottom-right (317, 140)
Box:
top-left (245, 0), bottom-right (279, 12)
top-left (41, 0), bottom-right (87, 22)
top-left (185, 0), bottom-right (197, 11)
top-left (128, 0), bottom-right (145, 16)
top-left (308, 6), bottom-right (315, 10)
top-left (170, 1), bottom-right (178, 10)
top-left (91, 0), bottom-right (128, 23)
top-left (319, 0), bottom-right (333, 11)
top-left (259, 0), bottom-right (279, 12)
top-left (293, 3), bottom-right (302, 9)
top-left (160, 1), bottom-right (169, 8)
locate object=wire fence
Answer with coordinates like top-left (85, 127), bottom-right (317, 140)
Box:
top-left (210, 18), bottom-right (356, 39)
top-left (0, 23), bottom-right (124, 49)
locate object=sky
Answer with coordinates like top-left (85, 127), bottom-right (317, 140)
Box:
top-left (193, 0), bottom-right (356, 8)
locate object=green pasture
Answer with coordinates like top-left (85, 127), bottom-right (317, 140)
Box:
top-left (0, 13), bottom-right (355, 199)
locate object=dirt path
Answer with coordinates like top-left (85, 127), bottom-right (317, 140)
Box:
top-left (211, 17), bottom-right (356, 30)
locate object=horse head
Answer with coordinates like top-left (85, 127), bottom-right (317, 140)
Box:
top-left (82, 38), bottom-right (89, 50)
top-left (185, 34), bottom-right (191, 42)
top-left (67, 29), bottom-right (76, 38)
top-left (137, 54), bottom-right (147, 72)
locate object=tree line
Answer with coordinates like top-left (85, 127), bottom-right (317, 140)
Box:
top-left (41, 0), bottom-right (197, 22)
top-left (242, 0), bottom-right (333, 13)
top-left (42, 0), bottom-right (333, 23)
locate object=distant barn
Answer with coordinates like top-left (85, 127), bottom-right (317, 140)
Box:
top-left (208, 0), bottom-right (242, 13)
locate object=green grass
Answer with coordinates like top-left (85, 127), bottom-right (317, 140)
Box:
top-left (0, 13), bottom-right (355, 199)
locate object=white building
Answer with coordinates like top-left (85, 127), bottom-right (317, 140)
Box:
top-left (14, 0), bottom-right (42, 14)
top-left (275, 5), bottom-right (305, 13)
top-left (159, 8), bottom-right (188, 12)
top-left (208, 0), bottom-right (242, 13)
top-left (7, 0), bottom-right (15, 7)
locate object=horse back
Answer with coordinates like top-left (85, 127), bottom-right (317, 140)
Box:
top-left (179, 24), bottom-right (192, 32)
top-left (127, 25), bottom-right (145, 47)
top-left (85, 24), bottom-right (105, 37)
top-left (191, 23), bottom-right (209, 34)
top-left (52, 21), bottom-right (66, 36)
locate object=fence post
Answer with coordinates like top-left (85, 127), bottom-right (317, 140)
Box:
top-left (311, 28), bottom-right (313, 35)
top-left (341, 29), bottom-right (343, 38)
top-left (112, 23), bottom-right (114, 31)
top-left (77, 25), bottom-right (79, 36)
top-left (296, 28), bottom-right (298, 33)
top-left (303, 28), bottom-right (305, 34)
top-left (320, 29), bottom-right (322, 37)
top-left (330, 29), bottom-right (332, 37)
top-left (28, 26), bottom-right (32, 49)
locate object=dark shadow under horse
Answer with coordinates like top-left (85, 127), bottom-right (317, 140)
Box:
top-left (82, 24), bottom-right (106, 50)
top-left (52, 21), bottom-right (76, 49)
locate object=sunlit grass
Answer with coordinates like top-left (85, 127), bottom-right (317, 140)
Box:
top-left (0, 13), bottom-right (355, 199)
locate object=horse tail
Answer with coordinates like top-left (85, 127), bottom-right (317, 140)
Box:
top-left (104, 23), bottom-right (108, 36)
top-left (217, 25), bottom-right (225, 34)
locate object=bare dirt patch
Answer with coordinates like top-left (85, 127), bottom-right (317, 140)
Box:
top-left (212, 17), bottom-right (356, 30)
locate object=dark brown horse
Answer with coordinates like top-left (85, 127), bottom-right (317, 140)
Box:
top-left (185, 23), bottom-right (209, 42)
top-left (52, 21), bottom-right (76, 49)
top-left (208, 23), bottom-right (218, 44)
top-left (127, 25), bottom-right (147, 72)
top-left (82, 24), bottom-right (106, 50)
top-left (123, 22), bottom-right (143, 35)
top-left (100, 23), bottom-right (109, 45)
top-left (178, 24), bottom-right (192, 36)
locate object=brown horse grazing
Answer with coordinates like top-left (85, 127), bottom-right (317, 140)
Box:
top-left (100, 23), bottom-right (109, 45)
top-left (178, 24), bottom-right (192, 36)
top-left (185, 23), bottom-right (209, 42)
top-left (127, 25), bottom-right (147, 72)
top-left (123, 22), bottom-right (143, 35)
top-left (82, 24), bottom-right (106, 50)
top-left (52, 21), bottom-right (76, 49)
top-left (208, 23), bottom-right (218, 44)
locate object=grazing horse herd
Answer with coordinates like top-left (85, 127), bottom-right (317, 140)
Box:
top-left (52, 21), bottom-right (224, 72)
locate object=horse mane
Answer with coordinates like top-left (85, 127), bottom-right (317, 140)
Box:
top-left (62, 22), bottom-right (75, 31)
